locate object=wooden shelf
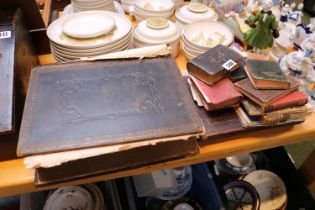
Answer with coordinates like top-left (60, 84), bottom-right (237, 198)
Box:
top-left (0, 113), bottom-right (315, 197)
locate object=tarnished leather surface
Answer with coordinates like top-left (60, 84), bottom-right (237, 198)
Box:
top-left (18, 57), bottom-right (203, 156)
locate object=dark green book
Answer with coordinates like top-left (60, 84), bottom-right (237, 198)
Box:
top-left (244, 60), bottom-right (289, 89)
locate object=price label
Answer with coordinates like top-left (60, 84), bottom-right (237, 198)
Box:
top-left (222, 59), bottom-right (237, 71)
top-left (0, 31), bottom-right (11, 39)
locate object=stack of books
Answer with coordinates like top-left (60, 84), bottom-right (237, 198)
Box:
top-left (235, 59), bottom-right (312, 128)
top-left (187, 45), bottom-right (243, 112)
top-left (187, 45), bottom-right (312, 134)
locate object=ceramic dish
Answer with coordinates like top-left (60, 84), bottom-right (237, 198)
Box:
top-left (43, 186), bottom-right (94, 210)
top-left (63, 2), bottom-right (126, 16)
top-left (176, 3), bottom-right (218, 23)
top-left (61, 13), bottom-right (115, 38)
top-left (183, 21), bottom-right (234, 50)
top-left (135, 18), bottom-right (179, 42)
top-left (51, 38), bottom-right (132, 58)
top-left (135, 0), bottom-right (174, 14)
top-left (244, 170), bottom-right (287, 210)
top-left (47, 11), bottom-right (132, 49)
top-left (182, 45), bottom-right (195, 60)
top-left (50, 32), bottom-right (132, 53)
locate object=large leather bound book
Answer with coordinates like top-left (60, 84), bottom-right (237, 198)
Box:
top-left (187, 45), bottom-right (242, 85)
top-left (35, 138), bottom-right (197, 186)
top-left (0, 9), bottom-right (37, 135)
top-left (18, 57), bottom-right (203, 184)
top-left (18, 57), bottom-right (203, 156)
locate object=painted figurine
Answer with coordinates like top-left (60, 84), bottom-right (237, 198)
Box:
top-left (244, 0), bottom-right (279, 51)
top-left (295, 18), bottom-right (315, 49)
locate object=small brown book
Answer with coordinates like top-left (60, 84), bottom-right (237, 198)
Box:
top-left (244, 60), bottom-right (289, 90)
top-left (187, 44), bottom-right (242, 85)
top-left (234, 77), bottom-right (300, 107)
top-left (242, 91), bottom-right (309, 116)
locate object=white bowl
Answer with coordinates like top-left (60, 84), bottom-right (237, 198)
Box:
top-left (135, 18), bottom-right (179, 42)
top-left (47, 11), bottom-right (132, 49)
top-left (134, 10), bottom-right (173, 22)
top-left (182, 45), bottom-right (195, 60)
top-left (134, 0), bottom-right (174, 14)
top-left (176, 3), bottom-right (218, 23)
top-left (183, 21), bottom-right (234, 51)
top-left (61, 13), bottom-right (115, 38)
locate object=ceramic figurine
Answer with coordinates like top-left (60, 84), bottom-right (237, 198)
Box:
top-left (295, 18), bottom-right (315, 49)
top-left (288, 3), bottom-right (304, 25)
top-left (279, 50), bottom-right (313, 78)
top-left (300, 33), bottom-right (315, 60)
top-left (244, 0), bottom-right (279, 51)
top-left (279, 4), bottom-right (291, 28)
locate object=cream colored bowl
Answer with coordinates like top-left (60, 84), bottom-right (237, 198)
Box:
top-left (183, 21), bottom-right (234, 51)
top-left (134, 0), bottom-right (174, 14)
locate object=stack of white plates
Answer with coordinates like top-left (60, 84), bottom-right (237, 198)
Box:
top-left (133, 18), bottom-right (180, 57)
top-left (47, 11), bottom-right (133, 62)
top-left (134, 0), bottom-right (175, 22)
top-left (72, 0), bottom-right (114, 12)
top-left (182, 21), bottom-right (234, 60)
top-left (121, 0), bottom-right (135, 13)
top-left (175, 2), bottom-right (218, 32)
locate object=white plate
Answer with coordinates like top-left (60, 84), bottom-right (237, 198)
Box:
top-left (183, 21), bottom-right (233, 50)
top-left (47, 11), bottom-right (132, 49)
top-left (51, 37), bottom-right (132, 57)
top-left (50, 31), bottom-right (132, 53)
top-left (62, 13), bottom-right (115, 38)
top-left (244, 170), bottom-right (287, 210)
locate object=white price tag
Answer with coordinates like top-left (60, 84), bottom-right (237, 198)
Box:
top-left (0, 31), bottom-right (11, 39)
top-left (222, 59), bottom-right (237, 71)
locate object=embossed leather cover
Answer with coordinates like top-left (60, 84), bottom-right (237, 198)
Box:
top-left (187, 45), bottom-right (242, 85)
top-left (17, 57), bottom-right (203, 156)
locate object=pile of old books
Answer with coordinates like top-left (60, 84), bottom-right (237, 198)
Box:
top-left (235, 59), bottom-right (312, 128)
top-left (187, 44), bottom-right (312, 131)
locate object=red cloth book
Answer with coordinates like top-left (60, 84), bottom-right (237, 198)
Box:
top-left (264, 90), bottom-right (308, 112)
top-left (189, 75), bottom-right (242, 111)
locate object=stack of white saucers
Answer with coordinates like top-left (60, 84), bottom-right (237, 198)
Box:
top-left (182, 21), bottom-right (234, 60)
top-left (121, 0), bottom-right (135, 13)
top-left (72, 0), bottom-right (114, 12)
top-left (175, 2), bottom-right (218, 32)
top-left (134, 0), bottom-right (175, 22)
top-left (133, 18), bottom-right (180, 57)
top-left (47, 11), bottom-right (132, 62)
